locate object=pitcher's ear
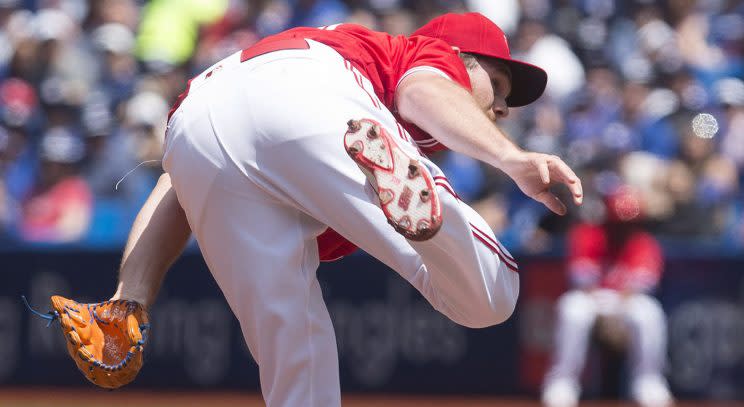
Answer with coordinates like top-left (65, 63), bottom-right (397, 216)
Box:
top-left (451, 46), bottom-right (461, 55)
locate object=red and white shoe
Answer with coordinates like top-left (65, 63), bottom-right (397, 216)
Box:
top-left (344, 118), bottom-right (442, 241)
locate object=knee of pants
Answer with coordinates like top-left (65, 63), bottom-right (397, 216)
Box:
top-left (449, 278), bottom-right (519, 329)
top-left (555, 290), bottom-right (597, 327)
top-left (623, 294), bottom-right (666, 328)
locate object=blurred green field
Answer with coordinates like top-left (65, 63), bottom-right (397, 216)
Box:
top-left (1, 390), bottom-right (744, 407)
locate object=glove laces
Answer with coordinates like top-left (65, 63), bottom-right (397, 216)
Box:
top-left (21, 295), bottom-right (59, 327)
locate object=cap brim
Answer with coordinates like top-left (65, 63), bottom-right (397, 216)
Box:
top-left (497, 59), bottom-right (547, 107)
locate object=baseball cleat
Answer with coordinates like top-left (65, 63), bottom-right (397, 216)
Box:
top-left (344, 118), bottom-right (442, 241)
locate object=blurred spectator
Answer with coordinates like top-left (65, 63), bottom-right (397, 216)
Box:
top-left (542, 186), bottom-right (672, 407)
top-left (346, 7), bottom-right (378, 30)
top-left (378, 7), bottom-right (415, 36)
top-left (515, 19), bottom-right (585, 103)
top-left (718, 78), bottom-right (744, 172)
top-left (618, 152), bottom-right (673, 222)
top-left (0, 77), bottom-right (37, 206)
top-left (1, 76), bottom-right (36, 127)
top-left (34, 8), bottom-right (90, 86)
top-left (289, 0), bottom-right (350, 29)
top-left (81, 88), bottom-right (162, 201)
top-left (659, 113), bottom-right (738, 236)
top-left (563, 68), bottom-right (622, 168)
top-left (624, 83), bottom-right (679, 160)
top-left (674, 0), bottom-right (742, 86)
top-left (464, 0), bottom-right (519, 34)
top-left (136, 0), bottom-right (229, 69)
top-left (90, 23), bottom-right (138, 106)
top-left (81, 90), bottom-right (134, 196)
top-left (123, 89), bottom-right (167, 169)
top-left (20, 127), bottom-right (92, 242)
top-left (0, 125), bottom-right (18, 236)
top-left (194, 1), bottom-right (262, 70)
top-left (85, 0), bottom-right (140, 30)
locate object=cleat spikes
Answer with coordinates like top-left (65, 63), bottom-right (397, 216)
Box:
top-left (347, 119), bottom-right (361, 133)
top-left (417, 219), bottom-right (431, 232)
top-left (348, 140), bottom-right (363, 155)
top-left (398, 216), bottom-right (411, 230)
top-left (407, 162), bottom-right (420, 179)
top-left (379, 190), bottom-right (394, 205)
top-left (367, 125), bottom-right (380, 139)
top-left (420, 189), bottom-right (430, 202)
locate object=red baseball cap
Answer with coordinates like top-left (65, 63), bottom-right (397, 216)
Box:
top-left (605, 185), bottom-right (643, 223)
top-left (412, 12), bottom-right (548, 107)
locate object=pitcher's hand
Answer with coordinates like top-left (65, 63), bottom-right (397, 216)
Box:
top-left (499, 151), bottom-right (583, 215)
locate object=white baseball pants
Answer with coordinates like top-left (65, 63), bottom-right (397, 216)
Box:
top-left (542, 289), bottom-right (672, 407)
top-left (163, 40), bottom-right (519, 407)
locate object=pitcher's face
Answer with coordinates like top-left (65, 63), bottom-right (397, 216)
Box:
top-left (466, 57), bottom-right (512, 122)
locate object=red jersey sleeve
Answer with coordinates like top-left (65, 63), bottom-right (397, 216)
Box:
top-left (393, 35), bottom-right (472, 154)
top-left (393, 35), bottom-right (472, 99)
top-left (567, 223), bottom-right (607, 289)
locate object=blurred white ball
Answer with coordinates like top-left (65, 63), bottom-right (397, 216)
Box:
top-left (691, 113), bottom-right (719, 139)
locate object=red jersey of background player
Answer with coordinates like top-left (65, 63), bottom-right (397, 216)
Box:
top-left (251, 23), bottom-right (473, 154)
top-left (567, 224), bottom-right (663, 292)
top-left (568, 222), bottom-right (664, 292)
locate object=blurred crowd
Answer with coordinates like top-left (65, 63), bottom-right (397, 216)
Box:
top-left (0, 0), bottom-right (742, 252)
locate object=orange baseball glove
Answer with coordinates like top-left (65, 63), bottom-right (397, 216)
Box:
top-left (25, 296), bottom-right (150, 389)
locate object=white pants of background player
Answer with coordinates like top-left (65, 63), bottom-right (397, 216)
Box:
top-left (163, 40), bottom-right (519, 407)
top-left (542, 289), bottom-right (672, 407)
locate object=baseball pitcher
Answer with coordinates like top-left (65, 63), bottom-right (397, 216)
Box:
top-left (47, 13), bottom-right (583, 406)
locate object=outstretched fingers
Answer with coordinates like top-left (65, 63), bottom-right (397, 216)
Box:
top-left (538, 159), bottom-right (550, 185)
top-left (548, 156), bottom-right (583, 205)
top-left (536, 190), bottom-right (567, 215)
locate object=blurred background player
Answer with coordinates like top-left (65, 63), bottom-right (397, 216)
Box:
top-left (542, 185), bottom-right (672, 407)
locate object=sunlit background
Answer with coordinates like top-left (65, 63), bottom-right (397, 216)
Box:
top-left (1, 0), bottom-right (743, 406)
